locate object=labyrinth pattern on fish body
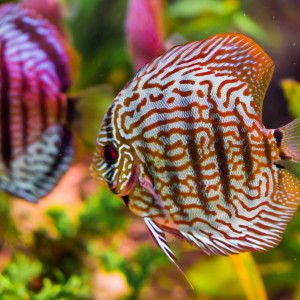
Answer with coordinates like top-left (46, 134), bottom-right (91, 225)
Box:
top-left (94, 33), bottom-right (300, 255)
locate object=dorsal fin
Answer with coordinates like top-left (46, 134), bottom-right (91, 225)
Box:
top-left (200, 33), bottom-right (274, 115)
top-left (138, 33), bottom-right (274, 117)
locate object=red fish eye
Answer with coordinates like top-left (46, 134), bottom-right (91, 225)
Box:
top-left (102, 145), bottom-right (117, 163)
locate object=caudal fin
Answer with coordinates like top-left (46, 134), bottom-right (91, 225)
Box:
top-left (278, 117), bottom-right (300, 163)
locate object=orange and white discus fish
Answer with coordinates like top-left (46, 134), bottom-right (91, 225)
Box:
top-left (91, 33), bottom-right (300, 277)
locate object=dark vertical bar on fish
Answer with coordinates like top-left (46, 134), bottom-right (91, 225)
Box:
top-left (0, 40), bottom-right (12, 169)
top-left (38, 80), bottom-right (48, 131)
top-left (20, 58), bottom-right (29, 152)
top-left (14, 18), bottom-right (70, 93)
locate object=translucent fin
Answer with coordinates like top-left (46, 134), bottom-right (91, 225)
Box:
top-left (0, 124), bottom-right (74, 202)
top-left (139, 175), bottom-right (165, 210)
top-left (280, 117), bottom-right (300, 163)
top-left (144, 217), bottom-right (193, 288)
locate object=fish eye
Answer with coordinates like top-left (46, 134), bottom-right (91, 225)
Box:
top-left (102, 145), bottom-right (117, 164)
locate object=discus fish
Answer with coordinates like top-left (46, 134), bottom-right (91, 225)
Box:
top-left (0, 4), bottom-right (75, 202)
top-left (91, 33), bottom-right (300, 277)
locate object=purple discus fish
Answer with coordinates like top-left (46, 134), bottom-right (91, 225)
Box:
top-left (0, 4), bottom-right (75, 202)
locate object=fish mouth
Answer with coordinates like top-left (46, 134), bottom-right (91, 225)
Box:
top-left (121, 195), bottom-right (130, 207)
top-left (110, 163), bottom-right (140, 197)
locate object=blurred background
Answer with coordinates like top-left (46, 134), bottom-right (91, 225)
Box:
top-left (1, 0), bottom-right (300, 299)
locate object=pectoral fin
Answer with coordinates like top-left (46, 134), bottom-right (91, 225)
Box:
top-left (139, 176), bottom-right (165, 210)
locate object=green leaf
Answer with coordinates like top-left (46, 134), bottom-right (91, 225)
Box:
top-left (79, 187), bottom-right (127, 236)
top-left (281, 79), bottom-right (300, 118)
top-left (46, 207), bottom-right (77, 239)
top-left (232, 12), bottom-right (268, 42)
top-left (167, 0), bottom-right (239, 19)
top-left (0, 254), bottom-right (42, 299)
top-left (3, 254), bottom-right (42, 286)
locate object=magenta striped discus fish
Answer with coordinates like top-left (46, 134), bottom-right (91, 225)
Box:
top-left (0, 4), bottom-right (75, 202)
top-left (91, 33), bottom-right (300, 277)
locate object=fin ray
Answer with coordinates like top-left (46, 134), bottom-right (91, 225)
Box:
top-left (144, 217), bottom-right (193, 288)
top-left (280, 117), bottom-right (300, 163)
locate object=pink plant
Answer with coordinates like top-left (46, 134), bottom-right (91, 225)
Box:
top-left (125, 0), bottom-right (166, 71)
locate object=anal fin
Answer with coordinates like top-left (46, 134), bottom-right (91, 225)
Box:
top-left (153, 167), bottom-right (300, 257)
top-left (272, 168), bottom-right (300, 224)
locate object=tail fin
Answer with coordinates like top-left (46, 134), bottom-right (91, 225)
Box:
top-left (279, 117), bottom-right (300, 163)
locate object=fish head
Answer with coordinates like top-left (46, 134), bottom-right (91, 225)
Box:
top-left (90, 101), bottom-right (140, 198)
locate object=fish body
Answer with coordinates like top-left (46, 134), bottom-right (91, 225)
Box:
top-left (0, 4), bottom-right (74, 202)
top-left (91, 33), bottom-right (300, 272)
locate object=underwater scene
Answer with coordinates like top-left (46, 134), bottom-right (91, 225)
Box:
top-left (0, 0), bottom-right (300, 299)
